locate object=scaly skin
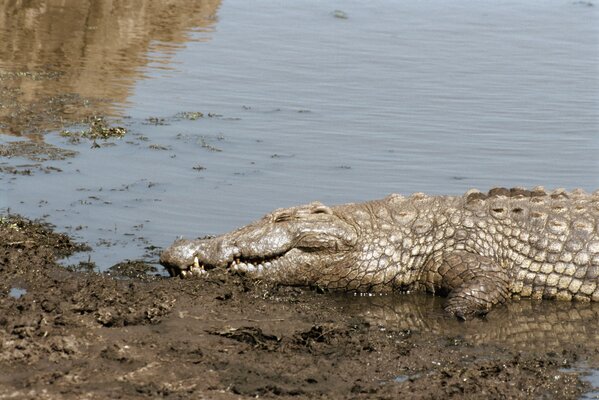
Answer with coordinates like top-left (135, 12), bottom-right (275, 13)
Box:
top-left (160, 187), bottom-right (599, 319)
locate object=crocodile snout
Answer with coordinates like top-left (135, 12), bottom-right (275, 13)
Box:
top-left (160, 238), bottom-right (199, 277)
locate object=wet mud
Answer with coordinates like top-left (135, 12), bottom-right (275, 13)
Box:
top-left (1, 216), bottom-right (598, 399)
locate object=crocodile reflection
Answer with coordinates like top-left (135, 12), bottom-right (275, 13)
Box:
top-left (339, 294), bottom-right (599, 348)
top-left (0, 0), bottom-right (221, 137)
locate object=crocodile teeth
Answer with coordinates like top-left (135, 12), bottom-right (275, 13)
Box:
top-left (177, 257), bottom-right (206, 277)
top-left (190, 266), bottom-right (204, 276)
top-left (235, 262), bottom-right (258, 272)
top-left (227, 255), bottom-right (281, 273)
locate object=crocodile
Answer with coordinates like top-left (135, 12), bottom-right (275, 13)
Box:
top-left (160, 187), bottom-right (599, 319)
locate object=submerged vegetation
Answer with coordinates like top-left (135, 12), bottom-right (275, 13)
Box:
top-left (60, 116), bottom-right (128, 143)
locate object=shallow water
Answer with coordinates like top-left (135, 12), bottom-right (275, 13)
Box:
top-left (574, 369), bottom-right (599, 399)
top-left (343, 293), bottom-right (599, 395)
top-left (8, 287), bottom-right (27, 299)
top-left (1, 0), bottom-right (598, 270)
top-left (339, 293), bottom-right (599, 348)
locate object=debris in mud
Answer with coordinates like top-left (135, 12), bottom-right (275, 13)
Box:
top-left (108, 260), bottom-right (158, 280)
top-left (65, 260), bottom-right (97, 273)
top-left (296, 324), bottom-right (339, 345)
top-left (0, 216), bottom-right (20, 231)
top-left (215, 291), bottom-right (232, 301)
top-left (0, 214), bottom-right (89, 258)
top-left (60, 116), bottom-right (127, 142)
top-left (209, 326), bottom-right (281, 350)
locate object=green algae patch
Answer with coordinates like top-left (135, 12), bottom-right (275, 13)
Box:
top-left (176, 111), bottom-right (204, 120)
top-left (60, 116), bottom-right (128, 144)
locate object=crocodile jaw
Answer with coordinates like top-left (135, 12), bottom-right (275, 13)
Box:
top-left (159, 237), bottom-right (300, 278)
top-left (159, 238), bottom-right (205, 277)
top-left (159, 202), bottom-right (359, 280)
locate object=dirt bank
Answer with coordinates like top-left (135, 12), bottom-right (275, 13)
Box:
top-left (1, 215), bottom-right (596, 399)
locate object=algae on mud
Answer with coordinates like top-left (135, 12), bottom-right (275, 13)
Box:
top-left (59, 116), bottom-right (128, 143)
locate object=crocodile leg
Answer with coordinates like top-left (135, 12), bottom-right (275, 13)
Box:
top-left (423, 251), bottom-right (511, 320)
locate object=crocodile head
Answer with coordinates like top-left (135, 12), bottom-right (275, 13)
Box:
top-left (160, 202), bottom-right (359, 285)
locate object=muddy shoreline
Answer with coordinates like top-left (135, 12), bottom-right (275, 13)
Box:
top-left (1, 215), bottom-right (597, 399)
top-left (1, 3), bottom-right (598, 396)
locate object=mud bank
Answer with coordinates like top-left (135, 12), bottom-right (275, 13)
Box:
top-left (1, 215), bottom-right (597, 399)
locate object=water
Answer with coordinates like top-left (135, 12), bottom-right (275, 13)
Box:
top-left (340, 294), bottom-right (599, 347)
top-left (580, 370), bottom-right (599, 399)
top-left (345, 294), bottom-right (599, 396)
top-left (565, 368), bottom-right (599, 399)
top-left (8, 287), bottom-right (27, 299)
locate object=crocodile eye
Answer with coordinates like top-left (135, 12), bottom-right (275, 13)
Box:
top-left (274, 213), bottom-right (292, 223)
top-left (311, 206), bottom-right (332, 215)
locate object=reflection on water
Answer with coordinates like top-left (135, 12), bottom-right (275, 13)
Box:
top-left (341, 293), bottom-right (599, 392)
top-left (0, 0), bottom-right (220, 137)
top-left (338, 293), bottom-right (599, 349)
